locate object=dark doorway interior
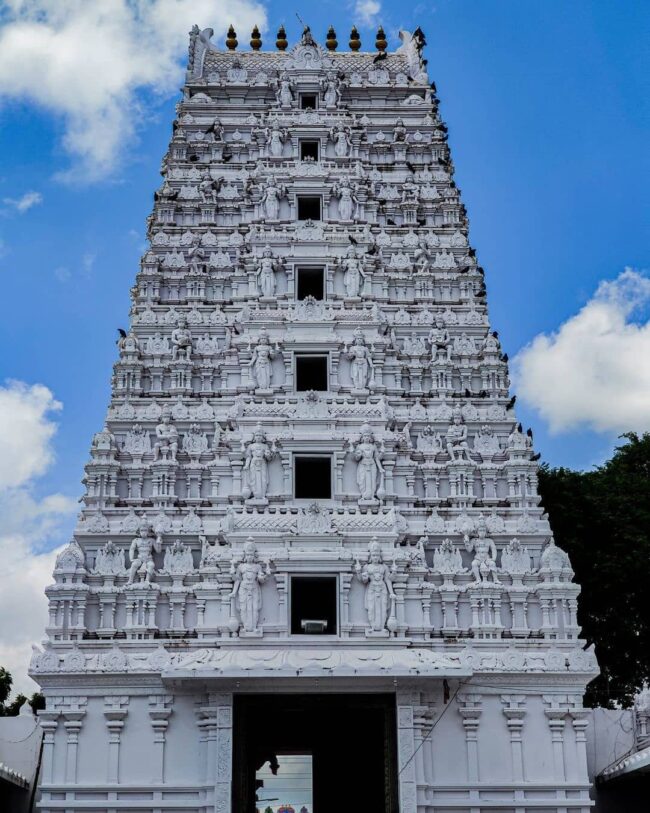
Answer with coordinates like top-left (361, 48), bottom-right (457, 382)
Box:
top-left (296, 267), bottom-right (324, 300)
top-left (295, 355), bottom-right (328, 391)
top-left (294, 456), bottom-right (331, 499)
top-left (232, 693), bottom-right (399, 813)
top-left (297, 196), bottom-right (321, 221)
top-left (291, 576), bottom-right (337, 635)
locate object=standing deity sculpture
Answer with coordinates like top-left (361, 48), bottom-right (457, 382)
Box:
top-left (249, 329), bottom-right (281, 391)
top-left (188, 242), bottom-right (206, 275)
top-left (230, 538), bottom-right (272, 633)
top-left (463, 518), bottom-right (501, 584)
top-left (329, 123), bottom-right (352, 158)
top-left (344, 329), bottom-right (374, 391)
top-left (255, 245), bottom-right (281, 298)
top-left (265, 120), bottom-right (288, 158)
top-left (338, 247), bottom-right (367, 298)
top-left (348, 423), bottom-right (385, 503)
top-left (153, 411), bottom-right (179, 461)
top-left (171, 316), bottom-right (192, 360)
top-left (241, 425), bottom-right (278, 503)
top-left (354, 539), bottom-right (396, 633)
top-left (428, 314), bottom-right (452, 362)
top-left (259, 178), bottom-right (287, 221)
top-left (401, 179), bottom-right (419, 205)
top-left (199, 170), bottom-right (221, 204)
top-left (127, 524), bottom-right (163, 585)
top-left (274, 73), bottom-right (294, 108)
top-left (321, 73), bottom-right (344, 107)
top-left (446, 407), bottom-right (470, 461)
top-left (392, 118), bottom-right (408, 143)
top-left (331, 181), bottom-right (359, 221)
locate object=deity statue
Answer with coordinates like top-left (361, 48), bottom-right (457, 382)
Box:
top-left (338, 247), bottom-right (367, 298)
top-left (94, 540), bottom-right (126, 576)
top-left (331, 181), bottom-right (359, 221)
top-left (127, 524), bottom-right (163, 585)
top-left (321, 73), bottom-right (344, 108)
top-left (329, 123), bottom-right (352, 158)
top-left (463, 518), bottom-right (500, 584)
top-left (265, 120), bottom-right (288, 158)
top-left (354, 539), bottom-right (396, 633)
top-left (187, 243), bottom-right (206, 275)
top-left (208, 115), bottom-right (224, 143)
top-left (171, 316), bottom-right (192, 360)
top-left (230, 538), bottom-right (272, 633)
top-left (249, 330), bottom-right (281, 391)
top-left (241, 425), bottom-right (278, 502)
top-left (348, 423), bottom-right (385, 503)
top-left (274, 73), bottom-right (294, 108)
top-left (507, 423), bottom-right (532, 452)
top-left (473, 425), bottom-right (501, 457)
top-left (255, 245), bottom-right (281, 298)
top-left (199, 170), bottom-right (220, 204)
top-left (153, 411), bottom-right (179, 461)
top-left (401, 180), bottom-right (419, 205)
top-left (446, 407), bottom-right (470, 461)
top-left (259, 178), bottom-right (287, 220)
top-left (428, 314), bottom-right (452, 362)
top-left (163, 539), bottom-right (194, 575)
top-left (344, 329), bottom-right (374, 391)
top-left (392, 118), bottom-right (408, 143)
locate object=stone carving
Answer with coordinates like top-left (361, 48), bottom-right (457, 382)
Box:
top-left (153, 411), bottom-right (178, 462)
top-left (348, 423), bottom-right (385, 503)
top-left (171, 317), bottom-right (192, 360)
top-left (539, 538), bottom-right (573, 581)
top-left (296, 503), bottom-right (334, 534)
top-left (94, 541), bottom-right (126, 576)
top-left (55, 540), bottom-right (85, 571)
top-left (432, 539), bottom-right (465, 577)
top-left (473, 425), bottom-right (501, 458)
top-left (230, 538), bottom-right (272, 633)
top-left (446, 407), bottom-right (470, 461)
top-left (329, 123), bottom-right (352, 157)
top-left (255, 245), bottom-right (282, 298)
top-left (344, 329), bottom-right (374, 392)
top-left (331, 181), bottom-right (359, 221)
top-left (241, 425), bottom-right (278, 503)
top-left (500, 538), bottom-right (532, 577)
top-left (354, 539), bottom-right (397, 633)
top-left (338, 247), bottom-right (367, 297)
top-left (265, 119), bottom-right (288, 157)
top-left (274, 73), bottom-right (294, 108)
top-left (259, 177), bottom-right (287, 220)
top-left (162, 540), bottom-right (194, 575)
top-left (417, 426), bottom-right (444, 453)
top-left (127, 524), bottom-right (163, 585)
top-left (463, 517), bottom-right (500, 584)
top-left (182, 424), bottom-right (209, 462)
top-left (248, 329), bottom-right (281, 391)
top-left (124, 424), bottom-right (151, 456)
top-left (321, 73), bottom-right (344, 107)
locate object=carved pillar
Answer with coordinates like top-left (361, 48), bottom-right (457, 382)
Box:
top-left (104, 696), bottom-right (129, 783)
top-left (543, 697), bottom-right (567, 782)
top-left (396, 692), bottom-right (418, 813)
top-left (215, 693), bottom-right (233, 812)
top-left (569, 709), bottom-right (591, 781)
top-left (38, 711), bottom-right (60, 784)
top-left (148, 694), bottom-right (174, 783)
top-left (62, 697), bottom-right (87, 784)
top-left (457, 693), bottom-right (482, 783)
top-left (501, 695), bottom-right (527, 782)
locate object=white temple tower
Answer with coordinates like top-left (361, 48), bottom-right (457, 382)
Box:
top-left (30, 22), bottom-right (599, 813)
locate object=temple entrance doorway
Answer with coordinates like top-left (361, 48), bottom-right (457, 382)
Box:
top-left (232, 693), bottom-right (399, 813)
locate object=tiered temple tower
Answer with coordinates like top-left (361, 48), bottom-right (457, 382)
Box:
top-left (31, 23), bottom-right (599, 813)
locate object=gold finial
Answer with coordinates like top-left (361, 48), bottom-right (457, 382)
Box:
top-left (226, 25), bottom-right (237, 50)
top-left (276, 24), bottom-right (288, 50)
top-left (326, 25), bottom-right (338, 51)
top-left (349, 26), bottom-right (361, 51)
top-left (375, 26), bottom-right (387, 52)
top-left (250, 25), bottom-right (262, 50)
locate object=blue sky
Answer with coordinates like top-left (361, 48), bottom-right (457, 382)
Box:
top-left (0, 0), bottom-right (648, 691)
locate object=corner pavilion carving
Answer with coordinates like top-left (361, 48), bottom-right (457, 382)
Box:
top-left (31, 22), bottom-right (598, 813)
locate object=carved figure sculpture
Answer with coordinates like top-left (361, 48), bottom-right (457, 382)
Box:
top-left (127, 524), bottom-right (163, 585)
top-left (349, 423), bottom-right (385, 502)
top-left (259, 178), bottom-right (287, 220)
top-left (321, 73), bottom-right (344, 107)
top-left (392, 118), bottom-right (408, 143)
top-left (329, 123), bottom-right (352, 158)
top-left (256, 245), bottom-right (280, 298)
top-left (428, 314), bottom-right (452, 362)
top-left (265, 120), bottom-right (288, 158)
top-left (332, 181), bottom-right (358, 221)
top-left (163, 540), bottom-right (194, 575)
top-left (344, 329), bottom-right (374, 391)
top-left (355, 539), bottom-right (396, 632)
top-left (446, 407), bottom-right (470, 461)
top-left (188, 243), bottom-right (206, 275)
top-left (153, 412), bottom-right (178, 461)
top-left (242, 425), bottom-right (278, 502)
top-left (199, 171), bottom-right (220, 204)
top-left (463, 518), bottom-right (500, 584)
top-left (94, 541), bottom-right (126, 576)
top-left (274, 73), bottom-right (294, 108)
top-left (171, 316), bottom-right (192, 360)
top-left (230, 538), bottom-right (271, 632)
top-left (249, 330), bottom-right (280, 391)
top-left (339, 247), bottom-right (367, 297)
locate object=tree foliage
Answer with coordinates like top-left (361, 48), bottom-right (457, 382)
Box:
top-left (538, 432), bottom-right (650, 707)
top-left (0, 666), bottom-right (44, 716)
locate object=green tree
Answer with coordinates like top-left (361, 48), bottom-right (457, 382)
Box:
top-left (0, 667), bottom-right (45, 716)
top-left (538, 432), bottom-right (650, 707)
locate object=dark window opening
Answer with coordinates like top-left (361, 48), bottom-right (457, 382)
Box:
top-left (297, 196), bottom-right (321, 221)
top-left (296, 355), bottom-right (328, 391)
top-left (300, 140), bottom-right (319, 161)
top-left (297, 267), bottom-right (324, 300)
top-left (300, 93), bottom-right (318, 110)
top-left (294, 456), bottom-right (331, 499)
top-left (291, 576), bottom-right (337, 635)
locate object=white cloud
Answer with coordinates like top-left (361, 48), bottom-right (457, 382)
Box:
top-left (0, 1), bottom-right (268, 182)
top-left (513, 269), bottom-right (650, 434)
top-left (0, 381), bottom-right (76, 696)
top-left (355, 0), bottom-right (382, 26)
top-left (54, 266), bottom-right (71, 283)
top-left (2, 190), bottom-right (43, 212)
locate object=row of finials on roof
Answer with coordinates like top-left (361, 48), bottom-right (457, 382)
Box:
top-left (224, 24), bottom-right (390, 53)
